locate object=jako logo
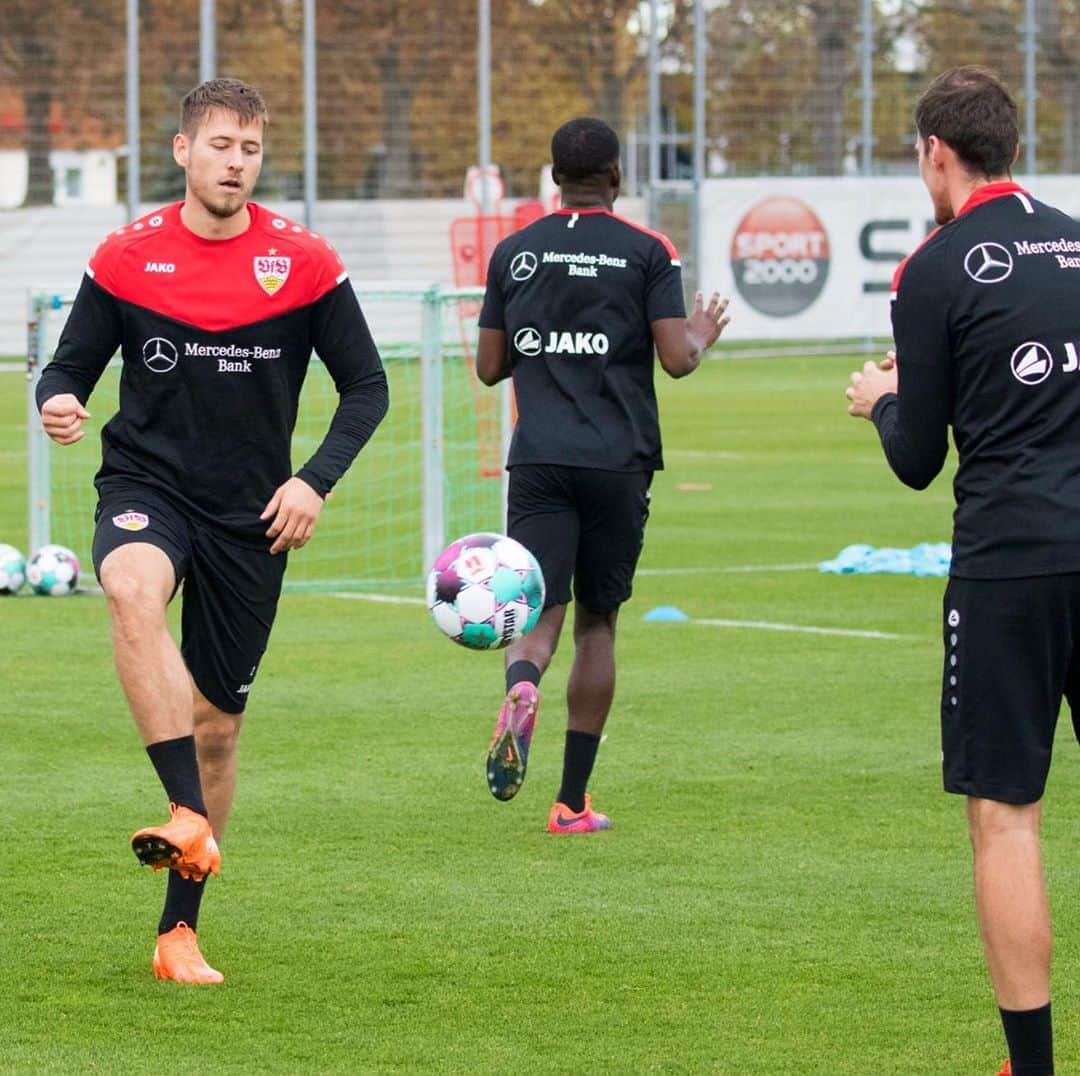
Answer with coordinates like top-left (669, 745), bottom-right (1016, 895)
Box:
top-left (731, 197), bottom-right (830, 317)
top-left (514, 327), bottom-right (609, 357)
top-left (543, 331), bottom-right (609, 355)
top-left (144, 261), bottom-right (175, 273)
top-left (1011, 342), bottom-right (1053, 385)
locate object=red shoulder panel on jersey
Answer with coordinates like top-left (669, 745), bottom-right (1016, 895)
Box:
top-left (552, 207), bottom-right (681, 263)
top-left (87, 202), bottom-right (348, 332)
top-left (891, 225), bottom-right (941, 299)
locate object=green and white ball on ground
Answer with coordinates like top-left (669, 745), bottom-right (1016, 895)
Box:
top-left (27, 544), bottom-right (80, 596)
top-left (0, 543), bottom-right (27, 595)
top-left (427, 533), bottom-right (545, 650)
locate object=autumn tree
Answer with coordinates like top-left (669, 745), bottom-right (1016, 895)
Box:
top-left (0, 0), bottom-right (124, 205)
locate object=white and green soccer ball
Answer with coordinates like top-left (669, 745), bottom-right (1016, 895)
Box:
top-left (427, 532), bottom-right (545, 650)
top-left (0, 543), bottom-right (27, 595)
top-left (27, 544), bottom-right (80, 597)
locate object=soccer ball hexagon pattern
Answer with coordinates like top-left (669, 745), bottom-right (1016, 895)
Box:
top-left (426, 532), bottom-right (545, 650)
top-left (0, 543), bottom-right (27, 595)
top-left (27, 544), bottom-right (80, 596)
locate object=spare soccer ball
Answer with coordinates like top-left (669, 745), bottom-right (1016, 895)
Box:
top-left (27, 544), bottom-right (80, 596)
top-left (427, 532), bottom-right (545, 650)
top-left (0, 543), bottom-right (26, 595)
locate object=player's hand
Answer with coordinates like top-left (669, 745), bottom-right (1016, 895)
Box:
top-left (846, 356), bottom-right (898, 419)
top-left (686, 291), bottom-right (731, 355)
top-left (41, 393), bottom-right (91, 446)
top-left (260, 476), bottom-right (325, 554)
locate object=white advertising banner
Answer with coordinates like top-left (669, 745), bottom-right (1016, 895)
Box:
top-left (700, 176), bottom-right (1080, 341)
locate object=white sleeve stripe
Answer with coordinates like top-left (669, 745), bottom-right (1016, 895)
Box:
top-left (336, 270), bottom-right (348, 284)
top-left (671, 259), bottom-right (681, 267)
top-left (1013, 191), bottom-right (1035, 214)
top-left (85, 265), bottom-right (95, 279)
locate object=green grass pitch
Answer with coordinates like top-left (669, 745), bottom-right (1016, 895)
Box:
top-left (3, 355), bottom-right (1080, 1073)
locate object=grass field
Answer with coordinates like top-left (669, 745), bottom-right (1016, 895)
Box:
top-left (4, 355), bottom-right (1080, 1074)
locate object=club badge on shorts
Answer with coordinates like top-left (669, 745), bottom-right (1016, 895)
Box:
top-left (112, 511), bottom-right (149, 531)
top-left (254, 253), bottom-right (291, 296)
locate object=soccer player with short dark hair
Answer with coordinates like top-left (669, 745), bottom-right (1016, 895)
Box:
top-left (476, 117), bottom-right (729, 832)
top-left (847, 65), bottom-right (1080, 1076)
top-left (36, 78), bottom-right (388, 982)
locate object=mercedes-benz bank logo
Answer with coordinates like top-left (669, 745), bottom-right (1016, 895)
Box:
top-left (1011, 341), bottom-right (1053, 385)
top-left (513, 326), bottom-right (543, 356)
top-left (510, 251), bottom-right (538, 282)
top-left (142, 336), bottom-right (178, 373)
top-left (964, 242), bottom-right (1013, 283)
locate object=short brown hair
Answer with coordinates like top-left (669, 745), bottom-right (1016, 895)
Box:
top-left (915, 66), bottom-right (1018, 178)
top-left (180, 78), bottom-right (268, 137)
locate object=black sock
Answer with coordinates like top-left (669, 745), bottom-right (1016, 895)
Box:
top-left (1000, 1003), bottom-right (1054, 1076)
top-left (146, 736), bottom-right (207, 817)
top-left (505, 660), bottom-right (541, 693)
top-left (159, 872), bottom-right (208, 935)
top-left (556, 730), bottom-right (601, 813)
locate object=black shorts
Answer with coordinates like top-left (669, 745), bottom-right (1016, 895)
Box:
top-left (507, 464), bottom-right (652, 613)
top-left (92, 485), bottom-right (286, 714)
top-left (941, 575), bottom-right (1080, 804)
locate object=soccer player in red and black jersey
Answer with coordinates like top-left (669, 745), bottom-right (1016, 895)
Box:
top-left (36, 79), bottom-right (388, 983)
top-left (847, 68), bottom-right (1080, 1075)
top-left (476, 118), bottom-right (729, 832)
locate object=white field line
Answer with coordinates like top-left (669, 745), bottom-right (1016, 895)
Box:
top-left (692, 617), bottom-right (904, 640)
top-left (665, 449), bottom-right (745, 460)
top-left (637, 562), bottom-right (817, 576)
top-left (331, 592), bottom-right (425, 605)
top-left (329, 592), bottom-right (905, 639)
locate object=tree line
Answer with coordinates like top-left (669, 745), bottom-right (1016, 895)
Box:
top-left (2, 0), bottom-right (1077, 207)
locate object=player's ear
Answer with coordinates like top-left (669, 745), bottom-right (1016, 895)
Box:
top-left (926, 134), bottom-right (944, 168)
top-left (172, 132), bottom-right (189, 169)
top-left (550, 165), bottom-right (563, 189)
top-left (610, 160), bottom-right (622, 194)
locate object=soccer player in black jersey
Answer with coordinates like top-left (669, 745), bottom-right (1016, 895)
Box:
top-left (847, 68), bottom-right (1078, 1076)
top-left (476, 118), bottom-right (729, 832)
top-left (36, 79), bottom-right (388, 982)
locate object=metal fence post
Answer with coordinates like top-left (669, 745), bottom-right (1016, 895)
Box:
top-left (420, 287), bottom-right (446, 575)
top-left (26, 292), bottom-right (51, 554)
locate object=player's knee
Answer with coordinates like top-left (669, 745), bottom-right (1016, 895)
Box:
top-left (101, 566), bottom-right (168, 632)
top-left (195, 708), bottom-right (241, 761)
top-left (574, 606), bottom-right (617, 640)
top-left (966, 796), bottom-right (1042, 851)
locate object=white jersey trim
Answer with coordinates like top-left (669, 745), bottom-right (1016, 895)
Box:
top-left (85, 265), bottom-right (95, 279)
top-left (1013, 191), bottom-right (1035, 214)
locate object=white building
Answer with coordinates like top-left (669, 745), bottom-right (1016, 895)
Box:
top-left (0, 148), bottom-right (117, 209)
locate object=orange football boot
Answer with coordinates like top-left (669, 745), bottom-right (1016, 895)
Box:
top-left (131, 803), bottom-right (221, 881)
top-left (546, 793), bottom-right (612, 834)
top-left (152, 923), bottom-right (223, 984)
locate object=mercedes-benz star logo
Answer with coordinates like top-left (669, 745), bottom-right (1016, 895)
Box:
top-left (513, 326), bottom-right (543, 357)
top-left (510, 251), bottom-right (538, 282)
top-left (142, 336), bottom-right (178, 374)
top-left (964, 242), bottom-right (1013, 284)
top-left (1010, 341), bottom-right (1053, 385)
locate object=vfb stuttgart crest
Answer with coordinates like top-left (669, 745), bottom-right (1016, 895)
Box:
top-left (254, 253), bottom-right (291, 296)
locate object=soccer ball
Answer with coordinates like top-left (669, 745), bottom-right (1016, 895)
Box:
top-left (27, 544), bottom-right (80, 596)
top-left (0, 543), bottom-right (26, 595)
top-left (427, 532), bottom-right (545, 650)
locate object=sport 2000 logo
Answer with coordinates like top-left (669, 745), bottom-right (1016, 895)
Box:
top-left (731, 196), bottom-right (830, 317)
